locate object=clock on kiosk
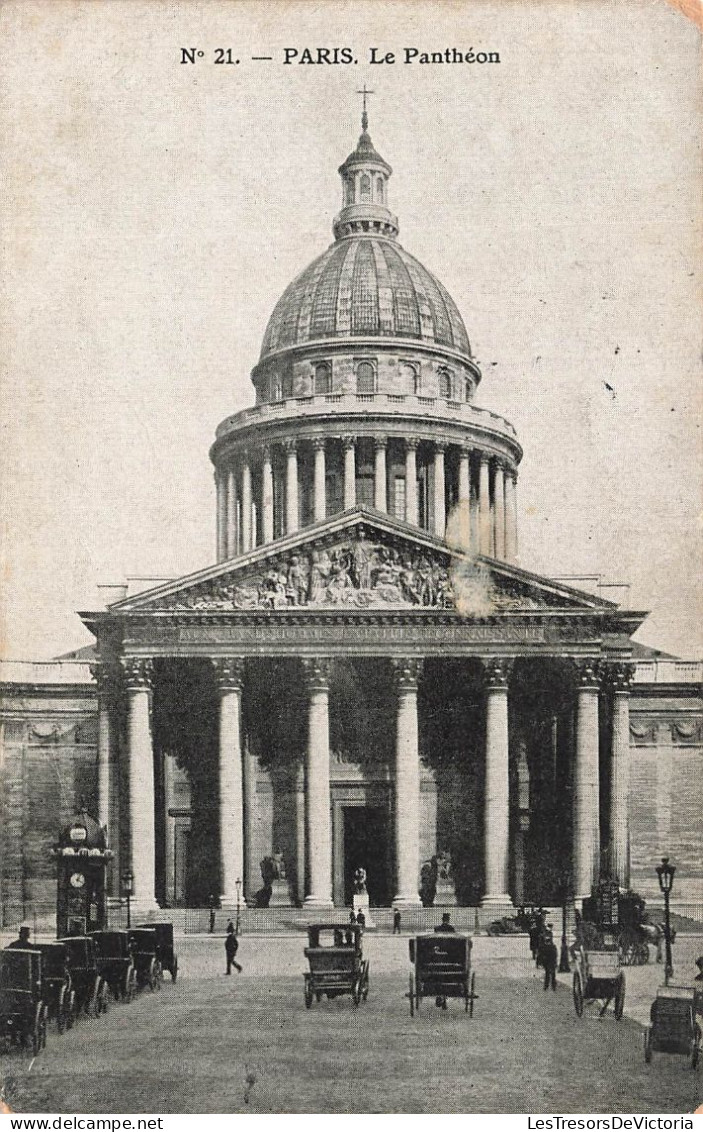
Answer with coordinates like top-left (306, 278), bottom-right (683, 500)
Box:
top-left (52, 807), bottom-right (112, 938)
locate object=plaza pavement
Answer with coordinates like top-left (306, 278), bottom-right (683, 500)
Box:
top-left (1, 931), bottom-right (701, 1114)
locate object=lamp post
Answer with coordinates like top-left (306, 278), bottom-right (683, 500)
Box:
top-left (235, 878), bottom-right (242, 936)
top-left (655, 857), bottom-right (675, 985)
top-left (121, 869), bottom-right (134, 930)
top-left (559, 871), bottom-right (572, 974)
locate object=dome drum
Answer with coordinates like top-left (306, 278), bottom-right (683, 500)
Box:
top-left (252, 346), bottom-right (480, 406)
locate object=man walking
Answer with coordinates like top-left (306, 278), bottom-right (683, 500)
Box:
top-left (540, 929), bottom-right (558, 991)
top-left (224, 921), bottom-right (242, 975)
top-left (392, 908), bottom-right (401, 935)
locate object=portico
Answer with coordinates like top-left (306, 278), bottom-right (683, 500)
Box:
top-left (83, 511), bottom-right (643, 913)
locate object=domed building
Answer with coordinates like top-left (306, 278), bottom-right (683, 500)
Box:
top-left (1, 114), bottom-right (701, 922)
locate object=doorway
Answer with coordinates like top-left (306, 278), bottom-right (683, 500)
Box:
top-left (343, 806), bottom-right (391, 906)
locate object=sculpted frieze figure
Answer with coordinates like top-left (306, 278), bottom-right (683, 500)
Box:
top-left (160, 530), bottom-right (456, 611)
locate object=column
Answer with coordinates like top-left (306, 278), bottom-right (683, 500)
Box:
top-left (374, 437), bottom-right (387, 512)
top-left (458, 445), bottom-right (471, 549)
top-left (226, 467), bottom-right (237, 558)
top-left (284, 439), bottom-right (299, 535)
top-left (216, 471), bottom-right (226, 562)
top-left (302, 659), bottom-right (333, 905)
top-left (478, 453), bottom-right (491, 556)
top-left (405, 438), bottom-right (419, 526)
top-left (241, 457), bottom-right (252, 553)
top-left (573, 660), bottom-right (601, 900)
top-left (313, 438), bottom-right (326, 523)
top-left (121, 658), bottom-right (157, 909)
top-left (609, 662), bottom-right (634, 889)
top-left (90, 664), bottom-right (112, 832)
top-left (212, 658), bottom-right (247, 905)
top-left (504, 468), bottom-right (518, 563)
top-left (392, 659), bottom-right (423, 907)
top-left (493, 460), bottom-right (506, 560)
top-left (261, 446), bottom-right (274, 544)
top-left (342, 435), bottom-right (356, 511)
top-left (482, 659), bottom-right (513, 905)
top-left (433, 443), bottom-right (446, 537)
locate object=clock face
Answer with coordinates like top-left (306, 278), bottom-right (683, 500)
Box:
top-left (69, 872), bottom-right (86, 889)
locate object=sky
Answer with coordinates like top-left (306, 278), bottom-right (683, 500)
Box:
top-left (0, 0), bottom-right (701, 661)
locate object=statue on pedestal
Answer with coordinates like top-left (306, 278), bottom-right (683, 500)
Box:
top-left (352, 864), bottom-right (374, 927)
top-left (433, 848), bottom-right (458, 907)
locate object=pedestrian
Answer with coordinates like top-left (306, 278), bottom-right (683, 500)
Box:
top-left (540, 931), bottom-right (558, 991)
top-left (224, 922), bottom-right (242, 975)
top-left (349, 910), bottom-right (357, 925)
top-left (434, 912), bottom-right (455, 933)
top-left (6, 925), bottom-right (37, 950)
top-left (356, 909), bottom-right (366, 932)
top-left (528, 917), bottom-right (540, 962)
top-left (208, 893), bottom-right (216, 935)
top-left (694, 956), bottom-right (703, 982)
top-left (393, 907), bottom-right (401, 935)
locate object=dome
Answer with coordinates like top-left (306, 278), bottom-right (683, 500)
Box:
top-left (260, 237), bottom-right (472, 360)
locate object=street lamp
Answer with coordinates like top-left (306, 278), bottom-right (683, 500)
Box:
top-left (121, 869), bottom-right (134, 930)
top-left (235, 878), bottom-right (242, 936)
top-left (655, 857), bottom-right (676, 985)
top-left (559, 871), bottom-right (572, 974)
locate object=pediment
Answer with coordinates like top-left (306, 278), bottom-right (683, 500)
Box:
top-left (111, 509), bottom-right (618, 616)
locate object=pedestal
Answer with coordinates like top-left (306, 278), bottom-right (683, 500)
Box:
top-left (268, 878), bottom-right (293, 907)
top-left (434, 880), bottom-right (457, 907)
top-left (352, 892), bottom-right (374, 928)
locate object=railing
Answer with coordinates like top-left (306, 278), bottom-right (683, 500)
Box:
top-left (634, 660), bottom-right (702, 685)
top-left (215, 392), bottom-right (519, 441)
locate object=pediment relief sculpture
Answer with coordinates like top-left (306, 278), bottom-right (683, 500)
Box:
top-left (149, 530), bottom-right (559, 615)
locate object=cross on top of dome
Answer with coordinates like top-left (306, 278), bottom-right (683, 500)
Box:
top-left (357, 84), bottom-right (374, 131)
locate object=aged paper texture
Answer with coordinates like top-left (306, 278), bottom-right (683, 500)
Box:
top-left (0, 0), bottom-right (701, 1116)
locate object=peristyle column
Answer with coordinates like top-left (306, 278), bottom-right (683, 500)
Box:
top-left (392, 658), bottom-right (423, 907)
top-left (505, 469), bottom-right (518, 563)
top-left (121, 657), bottom-right (157, 909)
top-left (216, 471), bottom-right (226, 562)
top-left (313, 438), bottom-right (327, 523)
top-left (482, 658), bottom-right (513, 905)
top-left (226, 467), bottom-right (237, 558)
top-left (573, 659), bottom-right (602, 899)
top-left (342, 435), bottom-right (356, 511)
top-left (478, 453), bottom-right (491, 556)
top-left (493, 460), bottom-right (506, 560)
top-left (433, 442), bottom-right (446, 537)
top-left (374, 437), bottom-right (387, 512)
top-left (241, 457), bottom-right (252, 552)
top-left (404, 438), bottom-right (419, 526)
top-left (609, 661), bottom-right (635, 889)
top-left (302, 658), bottom-right (333, 906)
top-left (212, 657), bottom-right (247, 905)
top-left (284, 439), bottom-right (299, 534)
top-left (261, 446), bottom-right (274, 544)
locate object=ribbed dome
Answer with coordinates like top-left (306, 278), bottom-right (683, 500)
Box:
top-left (260, 237), bottom-right (472, 360)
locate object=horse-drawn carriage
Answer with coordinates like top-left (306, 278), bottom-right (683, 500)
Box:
top-left (572, 945), bottom-right (625, 1019)
top-left (36, 942), bottom-right (76, 1032)
top-left (136, 922), bottom-right (178, 983)
top-left (644, 986), bottom-right (701, 1069)
top-left (408, 933), bottom-right (477, 1016)
top-left (58, 936), bottom-right (110, 1017)
top-left (0, 949), bottom-right (48, 1054)
top-left (303, 923), bottom-right (369, 1008)
top-left (90, 931), bottom-right (136, 1001)
top-left (129, 928), bottom-right (163, 991)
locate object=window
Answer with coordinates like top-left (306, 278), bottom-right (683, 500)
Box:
top-left (345, 179), bottom-right (355, 205)
top-left (464, 377), bottom-right (472, 402)
top-left (438, 367), bottom-right (452, 399)
top-left (314, 362), bottom-right (331, 395)
top-left (356, 360), bottom-right (375, 393)
top-left (375, 177), bottom-right (384, 203)
top-left (394, 477), bottom-right (406, 521)
top-left (360, 174), bottom-right (371, 202)
top-left (400, 361), bottom-right (419, 394)
top-left (271, 373), bottom-right (283, 402)
top-left (281, 367), bottom-right (293, 400)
